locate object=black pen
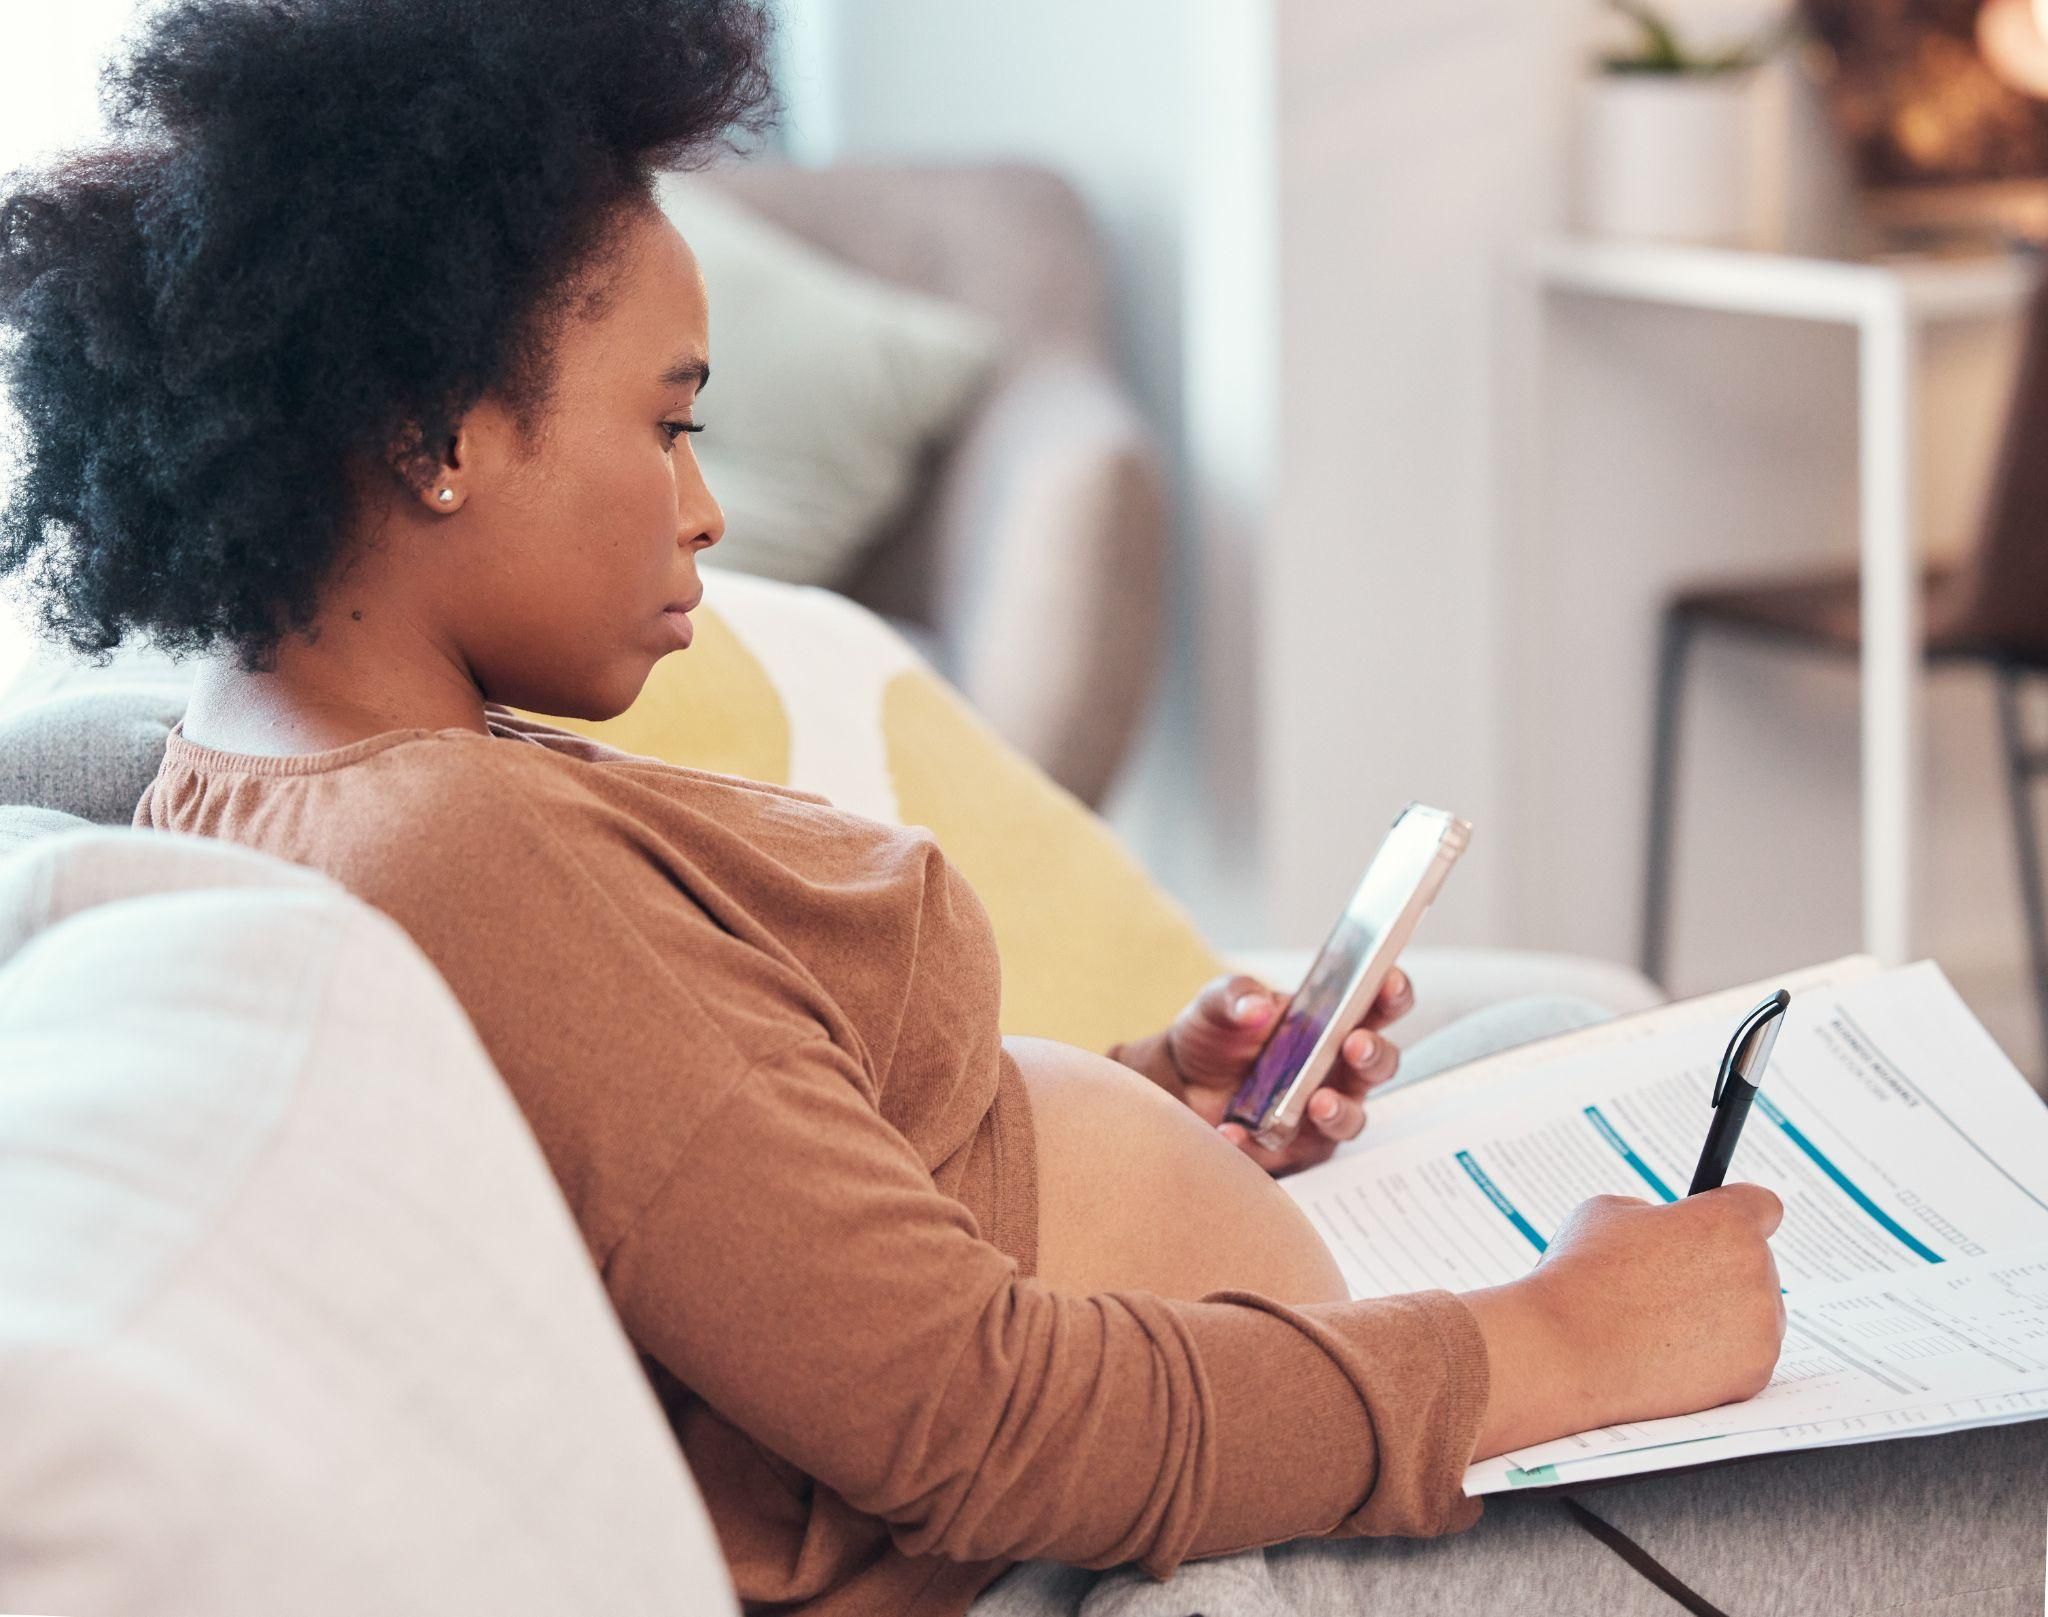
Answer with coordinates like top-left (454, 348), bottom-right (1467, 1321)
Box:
top-left (1687, 989), bottom-right (1790, 1196)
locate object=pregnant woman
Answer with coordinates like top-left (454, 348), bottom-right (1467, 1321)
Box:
top-left (4, 4), bottom-right (2037, 1614)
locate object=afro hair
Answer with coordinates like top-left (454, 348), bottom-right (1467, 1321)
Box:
top-left (0, 0), bottom-right (776, 667)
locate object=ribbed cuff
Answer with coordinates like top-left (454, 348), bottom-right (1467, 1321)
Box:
top-left (1273, 1288), bottom-right (1490, 1538)
top-left (1326, 1289), bottom-right (1490, 1537)
top-left (1167, 1285), bottom-right (1491, 1573)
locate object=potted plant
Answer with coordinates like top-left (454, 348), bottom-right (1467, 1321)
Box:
top-left (1579, 0), bottom-right (1795, 245)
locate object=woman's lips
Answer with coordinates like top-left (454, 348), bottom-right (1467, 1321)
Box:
top-left (660, 591), bottom-right (701, 649)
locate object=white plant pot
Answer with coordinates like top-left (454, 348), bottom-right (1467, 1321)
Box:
top-left (1578, 72), bottom-right (1759, 246)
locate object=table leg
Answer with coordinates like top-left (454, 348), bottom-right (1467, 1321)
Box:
top-left (1858, 297), bottom-right (1920, 967)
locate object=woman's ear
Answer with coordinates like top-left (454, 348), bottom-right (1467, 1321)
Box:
top-left (424, 426), bottom-right (468, 512)
top-left (376, 418), bottom-right (467, 512)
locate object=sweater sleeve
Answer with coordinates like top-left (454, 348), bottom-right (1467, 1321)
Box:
top-left (605, 1036), bottom-right (1490, 1578)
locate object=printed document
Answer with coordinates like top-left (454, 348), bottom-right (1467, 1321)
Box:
top-left (1281, 958), bottom-right (2048, 1492)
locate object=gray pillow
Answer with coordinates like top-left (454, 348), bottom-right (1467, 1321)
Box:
top-left (0, 688), bottom-right (183, 826)
top-left (654, 175), bottom-right (1000, 588)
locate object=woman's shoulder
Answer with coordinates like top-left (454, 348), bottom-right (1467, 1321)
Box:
top-left (481, 704), bottom-right (844, 809)
top-left (476, 705), bottom-right (943, 858)
top-left (148, 706), bottom-right (948, 925)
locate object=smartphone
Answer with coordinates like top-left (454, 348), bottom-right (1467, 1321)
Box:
top-left (1224, 803), bottom-right (1471, 1152)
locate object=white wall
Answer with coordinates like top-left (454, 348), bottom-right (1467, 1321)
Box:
top-left (1261, 0), bottom-right (1580, 949)
top-left (0, 5), bottom-right (136, 165)
top-left (777, 0), bottom-right (1193, 487)
top-left (772, 0), bottom-right (1274, 941)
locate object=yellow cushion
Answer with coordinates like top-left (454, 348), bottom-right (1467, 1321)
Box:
top-left (520, 569), bottom-right (1224, 1054)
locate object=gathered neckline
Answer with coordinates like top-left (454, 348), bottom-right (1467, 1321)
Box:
top-left (161, 713), bottom-right (524, 777)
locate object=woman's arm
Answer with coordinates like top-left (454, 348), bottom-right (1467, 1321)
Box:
top-left (610, 1044), bottom-right (1787, 1572)
top-left (605, 1035), bottom-right (1496, 1575)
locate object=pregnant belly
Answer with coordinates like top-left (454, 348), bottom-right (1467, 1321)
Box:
top-left (1005, 1034), bottom-right (1349, 1306)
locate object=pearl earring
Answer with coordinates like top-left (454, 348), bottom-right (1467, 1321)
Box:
top-left (436, 488), bottom-right (454, 504)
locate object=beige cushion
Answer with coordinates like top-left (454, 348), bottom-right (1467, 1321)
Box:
top-left (0, 829), bottom-right (738, 1617)
top-left (655, 174), bottom-right (1000, 587)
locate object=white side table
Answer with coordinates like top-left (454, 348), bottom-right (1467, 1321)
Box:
top-left (1527, 237), bottom-right (2040, 967)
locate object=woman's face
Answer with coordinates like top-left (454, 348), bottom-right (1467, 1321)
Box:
top-left (395, 202), bottom-right (723, 722)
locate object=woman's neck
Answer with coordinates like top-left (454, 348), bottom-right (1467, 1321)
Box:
top-left (181, 606), bottom-right (490, 755)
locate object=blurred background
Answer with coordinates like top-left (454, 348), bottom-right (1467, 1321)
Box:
top-left (11, 0), bottom-right (2048, 1083)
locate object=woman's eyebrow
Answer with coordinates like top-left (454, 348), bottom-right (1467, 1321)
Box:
top-left (660, 355), bottom-right (710, 391)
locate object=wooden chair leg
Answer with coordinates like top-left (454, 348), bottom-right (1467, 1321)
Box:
top-left (1640, 612), bottom-right (1694, 988)
top-left (1995, 665), bottom-right (2048, 1066)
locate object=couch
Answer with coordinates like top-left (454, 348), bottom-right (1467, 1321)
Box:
top-left (0, 825), bottom-right (745, 1615)
top-left (0, 578), bottom-right (1661, 1613)
top-left (703, 162), bottom-right (1170, 810)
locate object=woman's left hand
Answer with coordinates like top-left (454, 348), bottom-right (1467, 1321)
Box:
top-left (1131, 967), bottom-right (1414, 1177)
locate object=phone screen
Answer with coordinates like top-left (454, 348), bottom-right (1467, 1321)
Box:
top-left (1226, 810), bottom-right (1452, 1128)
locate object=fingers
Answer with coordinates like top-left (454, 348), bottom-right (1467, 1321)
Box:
top-left (1705, 1181), bottom-right (1785, 1237)
top-left (1198, 967), bottom-right (1411, 1172)
top-left (1297, 1027), bottom-right (1399, 1143)
top-left (1306, 1082), bottom-right (1365, 1142)
top-left (1363, 967), bottom-right (1414, 1030)
top-left (1561, 1186), bottom-right (1784, 1247)
top-left (1173, 974), bottom-right (1282, 1088)
top-left (1338, 1025), bottom-right (1401, 1092)
top-left (1217, 1117), bottom-right (1333, 1176)
top-left (1216, 1031), bottom-right (1399, 1165)
top-left (1221, 1076), bottom-right (1378, 1168)
top-left (1196, 972), bottom-right (1279, 1037)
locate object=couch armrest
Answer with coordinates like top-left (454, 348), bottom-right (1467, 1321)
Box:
top-left (920, 357), bottom-right (1170, 808)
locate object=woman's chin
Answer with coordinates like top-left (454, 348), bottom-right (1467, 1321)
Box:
top-left (483, 664), bottom-right (648, 726)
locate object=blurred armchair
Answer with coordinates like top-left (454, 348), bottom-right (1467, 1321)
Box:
top-left (703, 162), bottom-right (1169, 809)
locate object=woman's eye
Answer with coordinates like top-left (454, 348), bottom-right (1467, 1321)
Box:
top-left (662, 420), bottom-right (704, 446)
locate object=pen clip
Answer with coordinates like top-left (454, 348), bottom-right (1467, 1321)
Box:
top-left (1711, 989), bottom-right (1791, 1105)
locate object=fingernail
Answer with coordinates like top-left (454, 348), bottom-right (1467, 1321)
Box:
top-left (1352, 1031), bottom-right (1376, 1064)
top-left (1218, 1122), bottom-right (1247, 1143)
top-left (1232, 994), bottom-right (1267, 1022)
top-left (1312, 1092), bottom-right (1337, 1121)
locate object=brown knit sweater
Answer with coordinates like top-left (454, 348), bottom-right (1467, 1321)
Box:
top-left (135, 708), bottom-right (1489, 1616)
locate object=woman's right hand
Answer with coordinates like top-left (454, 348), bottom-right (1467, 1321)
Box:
top-left (1459, 1187), bottom-right (1787, 1461)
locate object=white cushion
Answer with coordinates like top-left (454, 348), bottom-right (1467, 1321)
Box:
top-left (0, 829), bottom-right (738, 1617)
top-left (655, 174), bottom-right (1000, 586)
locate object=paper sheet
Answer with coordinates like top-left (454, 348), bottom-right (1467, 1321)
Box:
top-left (1281, 959), bottom-right (2048, 1493)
